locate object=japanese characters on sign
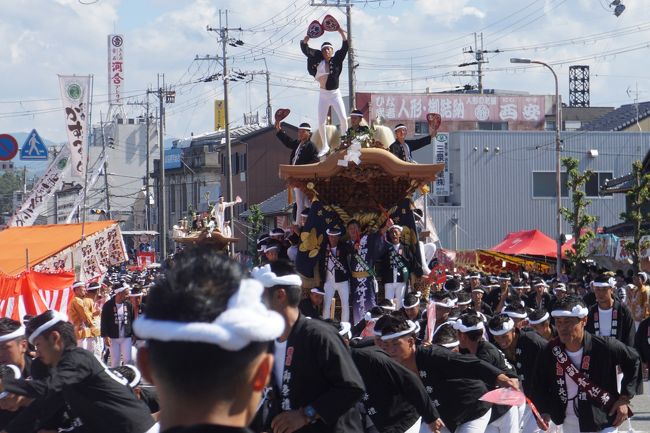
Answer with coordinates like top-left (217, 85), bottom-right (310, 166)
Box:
top-left (108, 34), bottom-right (124, 105)
top-left (8, 146), bottom-right (71, 227)
top-left (58, 75), bottom-right (90, 178)
top-left (433, 133), bottom-right (450, 197)
top-left (370, 93), bottom-right (546, 124)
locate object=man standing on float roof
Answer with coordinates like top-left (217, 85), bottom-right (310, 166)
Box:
top-left (301, 26), bottom-right (348, 157)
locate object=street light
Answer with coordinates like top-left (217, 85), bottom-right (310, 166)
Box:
top-left (510, 57), bottom-right (562, 279)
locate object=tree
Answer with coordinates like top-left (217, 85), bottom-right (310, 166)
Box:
top-left (559, 157), bottom-right (596, 275)
top-left (620, 160), bottom-right (650, 273)
top-left (247, 204), bottom-right (264, 262)
top-left (0, 171), bottom-right (23, 214)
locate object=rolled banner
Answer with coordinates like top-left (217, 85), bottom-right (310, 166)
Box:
top-left (322, 14), bottom-right (340, 32)
top-left (307, 20), bottom-right (324, 38)
top-left (426, 113), bottom-right (442, 130)
top-left (275, 108), bottom-right (291, 123)
top-left (479, 388), bottom-right (526, 407)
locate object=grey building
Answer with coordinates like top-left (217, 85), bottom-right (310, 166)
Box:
top-left (411, 131), bottom-right (650, 250)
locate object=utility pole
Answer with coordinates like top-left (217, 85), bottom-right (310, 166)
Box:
top-left (99, 119), bottom-right (111, 216)
top-left (148, 74), bottom-right (175, 259)
top-left (310, 0), bottom-right (356, 109)
top-left (458, 32), bottom-right (500, 93)
top-left (127, 96), bottom-right (153, 230)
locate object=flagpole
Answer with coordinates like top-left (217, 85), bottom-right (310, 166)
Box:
top-left (80, 75), bottom-right (94, 242)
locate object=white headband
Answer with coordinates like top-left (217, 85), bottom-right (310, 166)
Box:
top-left (28, 311), bottom-right (68, 345)
top-left (528, 312), bottom-right (550, 325)
top-left (453, 319), bottom-right (485, 333)
top-left (394, 125), bottom-right (407, 131)
top-left (489, 318), bottom-right (515, 336)
top-left (0, 326), bottom-right (26, 343)
top-left (440, 340), bottom-right (460, 348)
top-left (551, 305), bottom-right (589, 319)
top-left (498, 277), bottom-right (511, 281)
top-left (338, 322), bottom-right (352, 340)
top-left (123, 364), bottom-right (142, 388)
top-left (388, 225), bottom-right (403, 232)
top-left (503, 311), bottom-right (528, 319)
top-left (365, 311), bottom-right (382, 321)
top-left (114, 285), bottom-right (130, 294)
top-left (381, 320), bottom-right (417, 341)
top-left (0, 365), bottom-right (21, 400)
top-left (592, 282), bottom-right (612, 288)
top-left (310, 288), bottom-right (325, 295)
top-left (350, 112), bottom-right (363, 117)
top-left (434, 298), bottom-right (456, 308)
top-left (72, 281), bottom-right (86, 289)
top-left (457, 299), bottom-right (471, 306)
top-left (403, 298), bottom-right (420, 309)
top-left (252, 264), bottom-right (302, 288)
top-left (133, 279), bottom-right (284, 351)
top-left (471, 287), bottom-right (484, 293)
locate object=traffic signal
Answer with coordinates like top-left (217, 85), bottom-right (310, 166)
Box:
top-left (90, 209), bottom-right (106, 215)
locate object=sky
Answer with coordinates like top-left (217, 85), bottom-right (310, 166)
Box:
top-left (1, 0), bottom-right (649, 144)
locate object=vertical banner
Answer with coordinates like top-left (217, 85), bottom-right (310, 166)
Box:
top-left (215, 99), bottom-right (225, 130)
top-left (433, 133), bottom-right (450, 196)
top-left (59, 75), bottom-right (91, 178)
top-left (108, 34), bottom-right (124, 105)
top-left (64, 152), bottom-right (107, 223)
top-left (8, 146), bottom-right (70, 227)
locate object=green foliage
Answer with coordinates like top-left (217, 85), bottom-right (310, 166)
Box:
top-left (247, 204), bottom-right (264, 261)
top-left (0, 171), bottom-right (23, 214)
top-left (620, 160), bottom-right (650, 273)
top-left (560, 157), bottom-right (596, 275)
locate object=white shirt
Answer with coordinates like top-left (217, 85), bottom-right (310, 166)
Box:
top-left (392, 243), bottom-right (401, 282)
top-left (115, 302), bottom-right (126, 338)
top-left (597, 307), bottom-right (613, 337)
top-left (326, 246), bottom-right (337, 282)
top-left (565, 348), bottom-right (583, 416)
top-left (315, 60), bottom-right (328, 80)
top-left (274, 339), bottom-right (288, 390)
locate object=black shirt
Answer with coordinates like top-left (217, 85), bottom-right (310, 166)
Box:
top-left (301, 40), bottom-right (349, 91)
top-left (164, 426), bottom-right (253, 433)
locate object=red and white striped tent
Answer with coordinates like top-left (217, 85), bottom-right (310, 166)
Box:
top-left (0, 221), bottom-right (126, 322)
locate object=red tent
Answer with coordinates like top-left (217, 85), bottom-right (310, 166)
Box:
top-left (490, 229), bottom-right (570, 258)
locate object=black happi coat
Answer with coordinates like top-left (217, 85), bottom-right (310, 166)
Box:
top-left (388, 136), bottom-right (432, 162)
top-left (351, 345), bottom-right (438, 433)
top-left (585, 300), bottom-right (635, 347)
top-left (414, 345), bottom-right (503, 432)
top-left (298, 298), bottom-right (322, 319)
top-left (276, 130), bottom-right (320, 166)
top-left (532, 333), bottom-right (640, 432)
top-left (301, 40), bottom-right (349, 90)
top-left (378, 241), bottom-right (415, 285)
top-left (504, 329), bottom-right (548, 397)
top-left (464, 340), bottom-right (518, 424)
top-left (634, 316), bottom-right (650, 365)
top-left (318, 243), bottom-right (351, 284)
top-left (164, 426), bottom-right (254, 433)
top-left (269, 315), bottom-right (365, 433)
top-left (100, 297), bottom-right (135, 338)
top-left (524, 292), bottom-right (553, 312)
top-left (484, 287), bottom-right (506, 313)
top-left (0, 355), bottom-right (32, 430)
top-left (3, 347), bottom-right (154, 433)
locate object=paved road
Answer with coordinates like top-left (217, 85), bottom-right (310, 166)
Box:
top-left (631, 382), bottom-right (650, 432)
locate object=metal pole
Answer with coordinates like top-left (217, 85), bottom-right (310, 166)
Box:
top-left (221, 10), bottom-right (235, 255)
top-left (145, 97), bottom-right (151, 230)
top-left (346, 1), bottom-right (355, 109)
top-left (158, 79), bottom-right (168, 259)
top-left (100, 119), bottom-right (111, 216)
top-left (266, 70), bottom-right (272, 126)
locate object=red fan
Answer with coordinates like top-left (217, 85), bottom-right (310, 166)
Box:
top-left (307, 20), bottom-right (324, 38)
top-left (322, 15), bottom-right (340, 32)
top-left (426, 113), bottom-right (442, 130)
top-left (274, 108), bottom-right (291, 123)
top-left (479, 388), bottom-right (526, 407)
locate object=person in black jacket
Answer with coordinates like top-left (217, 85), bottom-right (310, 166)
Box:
top-left (388, 122), bottom-right (438, 162)
top-left (0, 310), bottom-right (155, 433)
top-left (253, 260), bottom-right (365, 433)
top-left (275, 121), bottom-right (319, 224)
top-left (299, 288), bottom-right (325, 319)
top-left (532, 296), bottom-right (639, 433)
top-left (100, 283), bottom-right (136, 367)
top-left (585, 275), bottom-right (635, 347)
top-left (319, 225), bottom-right (351, 322)
top-left (301, 27), bottom-right (348, 157)
top-left (133, 246), bottom-right (284, 433)
top-left (378, 224), bottom-right (415, 309)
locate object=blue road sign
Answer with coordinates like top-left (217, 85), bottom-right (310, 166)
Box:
top-left (0, 134), bottom-right (18, 161)
top-left (20, 129), bottom-right (48, 161)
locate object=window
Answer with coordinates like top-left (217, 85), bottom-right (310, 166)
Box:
top-left (565, 120), bottom-right (582, 131)
top-left (478, 122), bottom-right (508, 131)
top-left (241, 153), bottom-right (247, 172)
top-left (232, 153), bottom-right (239, 175)
top-left (585, 172), bottom-right (613, 197)
top-left (414, 122), bottom-right (428, 135)
top-left (545, 120), bottom-right (556, 131)
top-left (533, 172), bottom-right (568, 198)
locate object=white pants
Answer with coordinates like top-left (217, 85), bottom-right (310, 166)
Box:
top-left (324, 280), bottom-right (350, 323)
top-left (405, 417), bottom-right (422, 433)
top-left (77, 337), bottom-right (96, 353)
top-left (293, 187), bottom-right (310, 224)
top-left (110, 337), bottom-right (133, 367)
top-left (384, 282), bottom-right (407, 309)
top-left (318, 88), bottom-right (347, 156)
top-left (436, 408), bottom-right (492, 433)
top-left (562, 405), bottom-right (617, 433)
top-left (485, 406), bottom-right (519, 433)
top-left (522, 404), bottom-right (543, 433)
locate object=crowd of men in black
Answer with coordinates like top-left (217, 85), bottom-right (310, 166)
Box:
top-left (1, 246), bottom-right (649, 433)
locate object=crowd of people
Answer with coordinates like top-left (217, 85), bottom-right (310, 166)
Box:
top-left (0, 243), bottom-right (649, 433)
